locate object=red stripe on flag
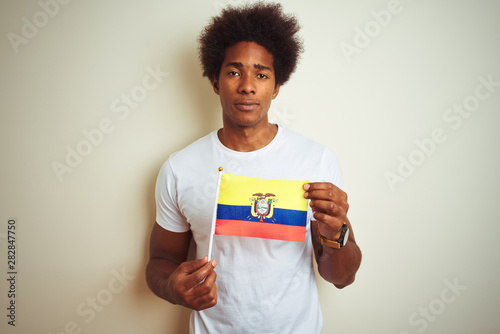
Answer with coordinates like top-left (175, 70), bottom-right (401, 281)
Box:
top-left (215, 219), bottom-right (306, 242)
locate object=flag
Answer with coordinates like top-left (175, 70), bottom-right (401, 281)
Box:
top-left (213, 172), bottom-right (309, 242)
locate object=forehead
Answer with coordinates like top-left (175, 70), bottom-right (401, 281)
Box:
top-left (222, 41), bottom-right (275, 71)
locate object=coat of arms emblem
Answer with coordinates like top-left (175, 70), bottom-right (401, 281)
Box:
top-left (249, 193), bottom-right (277, 222)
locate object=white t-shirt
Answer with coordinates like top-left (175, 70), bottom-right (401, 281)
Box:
top-left (155, 125), bottom-right (343, 334)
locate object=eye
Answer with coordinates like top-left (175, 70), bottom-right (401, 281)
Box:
top-left (228, 71), bottom-right (240, 77)
top-left (257, 74), bottom-right (268, 79)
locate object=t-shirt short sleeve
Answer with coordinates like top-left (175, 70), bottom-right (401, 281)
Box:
top-left (309, 147), bottom-right (344, 222)
top-left (155, 160), bottom-right (190, 232)
top-left (328, 149), bottom-right (344, 191)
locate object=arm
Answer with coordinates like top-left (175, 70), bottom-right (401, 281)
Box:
top-left (304, 183), bottom-right (362, 289)
top-left (145, 222), bottom-right (218, 310)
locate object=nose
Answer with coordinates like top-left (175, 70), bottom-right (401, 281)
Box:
top-left (238, 75), bottom-right (256, 95)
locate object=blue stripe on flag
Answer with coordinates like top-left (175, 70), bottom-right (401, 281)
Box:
top-left (216, 204), bottom-right (307, 226)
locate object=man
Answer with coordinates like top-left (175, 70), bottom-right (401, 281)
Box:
top-left (146, 3), bottom-right (361, 333)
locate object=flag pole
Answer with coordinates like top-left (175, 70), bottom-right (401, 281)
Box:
top-left (207, 167), bottom-right (223, 260)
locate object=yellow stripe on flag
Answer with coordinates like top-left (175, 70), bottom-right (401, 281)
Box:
top-left (217, 173), bottom-right (309, 211)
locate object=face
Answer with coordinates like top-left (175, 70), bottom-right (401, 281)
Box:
top-left (213, 41), bottom-right (281, 129)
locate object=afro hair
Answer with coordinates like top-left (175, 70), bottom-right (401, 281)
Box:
top-left (198, 2), bottom-right (303, 86)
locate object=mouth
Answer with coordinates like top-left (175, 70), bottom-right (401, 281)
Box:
top-left (234, 100), bottom-right (260, 111)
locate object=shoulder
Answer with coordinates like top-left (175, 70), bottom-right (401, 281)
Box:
top-left (279, 126), bottom-right (337, 158)
top-left (157, 130), bottom-right (221, 184)
top-left (278, 125), bottom-right (343, 187)
top-left (169, 131), bottom-right (215, 161)
top-left (162, 130), bottom-right (219, 176)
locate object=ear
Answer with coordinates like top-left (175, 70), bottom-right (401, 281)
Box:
top-left (212, 76), bottom-right (220, 95)
top-left (272, 83), bottom-right (281, 100)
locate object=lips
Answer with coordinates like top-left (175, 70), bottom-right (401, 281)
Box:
top-left (234, 100), bottom-right (259, 111)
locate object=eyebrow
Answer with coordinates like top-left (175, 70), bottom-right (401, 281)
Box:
top-left (225, 62), bottom-right (273, 72)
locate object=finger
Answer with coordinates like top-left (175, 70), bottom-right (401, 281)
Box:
top-left (192, 270), bottom-right (217, 297)
top-left (179, 256), bottom-right (209, 275)
top-left (310, 199), bottom-right (348, 217)
top-left (304, 182), bottom-right (338, 191)
top-left (305, 188), bottom-right (344, 201)
top-left (183, 259), bottom-right (217, 289)
top-left (313, 210), bottom-right (341, 226)
top-left (306, 190), bottom-right (348, 213)
top-left (190, 271), bottom-right (218, 310)
top-left (191, 284), bottom-right (218, 311)
top-left (304, 183), bottom-right (341, 199)
top-left (310, 198), bottom-right (336, 213)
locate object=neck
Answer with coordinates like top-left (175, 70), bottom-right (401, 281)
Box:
top-left (218, 122), bottom-right (278, 152)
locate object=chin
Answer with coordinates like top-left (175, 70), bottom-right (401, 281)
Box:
top-left (226, 114), bottom-right (266, 128)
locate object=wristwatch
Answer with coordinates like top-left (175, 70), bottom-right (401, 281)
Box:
top-left (318, 223), bottom-right (349, 249)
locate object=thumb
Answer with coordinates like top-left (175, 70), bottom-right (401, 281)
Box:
top-left (180, 256), bottom-right (210, 274)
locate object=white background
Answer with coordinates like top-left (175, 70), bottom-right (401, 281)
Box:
top-left (1, 0), bottom-right (499, 333)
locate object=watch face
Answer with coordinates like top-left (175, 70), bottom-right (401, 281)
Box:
top-left (342, 228), bottom-right (349, 246)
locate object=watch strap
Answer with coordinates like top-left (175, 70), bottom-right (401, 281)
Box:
top-left (317, 223), bottom-right (348, 249)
